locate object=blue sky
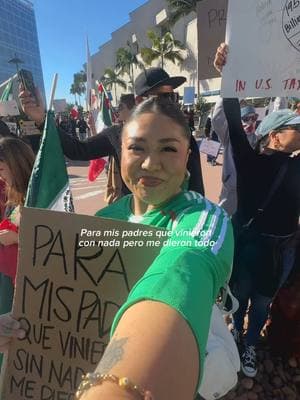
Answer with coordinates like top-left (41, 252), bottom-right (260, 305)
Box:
top-left (32, 0), bottom-right (148, 105)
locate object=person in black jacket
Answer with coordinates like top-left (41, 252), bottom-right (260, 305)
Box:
top-left (215, 43), bottom-right (300, 378)
top-left (19, 68), bottom-right (205, 197)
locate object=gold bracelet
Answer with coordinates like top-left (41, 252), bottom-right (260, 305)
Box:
top-left (76, 372), bottom-right (153, 399)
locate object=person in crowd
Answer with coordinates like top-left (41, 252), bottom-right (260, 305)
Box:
top-left (1, 98), bottom-right (233, 400)
top-left (204, 114), bottom-right (220, 166)
top-left (214, 43), bottom-right (300, 378)
top-left (77, 114), bottom-right (88, 141)
top-left (240, 105), bottom-right (258, 149)
top-left (296, 101), bottom-right (300, 115)
top-left (0, 137), bottom-right (35, 369)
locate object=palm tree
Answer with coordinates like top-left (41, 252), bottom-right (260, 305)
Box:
top-left (101, 68), bottom-right (127, 103)
top-left (70, 83), bottom-right (78, 105)
top-left (140, 30), bottom-right (184, 69)
top-left (72, 70), bottom-right (86, 106)
top-left (116, 42), bottom-right (143, 90)
top-left (166, 0), bottom-right (197, 25)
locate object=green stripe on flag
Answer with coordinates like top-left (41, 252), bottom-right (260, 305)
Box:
top-left (25, 111), bottom-right (73, 211)
top-left (0, 79), bottom-right (13, 102)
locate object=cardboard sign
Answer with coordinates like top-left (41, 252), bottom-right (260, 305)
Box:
top-left (1, 208), bottom-right (164, 400)
top-left (52, 99), bottom-right (67, 113)
top-left (197, 0), bottom-right (228, 80)
top-left (221, 0), bottom-right (300, 97)
top-left (183, 87), bottom-right (195, 105)
top-left (199, 138), bottom-right (221, 157)
top-left (19, 120), bottom-right (40, 136)
top-left (0, 100), bottom-right (19, 117)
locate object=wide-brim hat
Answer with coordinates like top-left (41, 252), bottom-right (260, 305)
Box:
top-left (134, 67), bottom-right (186, 96)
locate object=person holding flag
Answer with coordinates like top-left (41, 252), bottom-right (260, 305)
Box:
top-left (19, 68), bottom-right (205, 199)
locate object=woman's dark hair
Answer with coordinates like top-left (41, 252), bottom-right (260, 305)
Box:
top-left (119, 94), bottom-right (135, 110)
top-left (0, 137), bottom-right (35, 206)
top-left (126, 96), bottom-right (191, 140)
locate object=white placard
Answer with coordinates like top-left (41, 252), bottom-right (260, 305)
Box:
top-left (221, 0), bottom-right (300, 98)
top-left (199, 138), bottom-right (221, 157)
top-left (53, 98), bottom-right (67, 113)
top-left (0, 100), bottom-right (19, 116)
top-left (20, 120), bottom-right (40, 136)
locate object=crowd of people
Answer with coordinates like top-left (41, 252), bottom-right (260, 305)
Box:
top-left (0, 42), bottom-right (298, 400)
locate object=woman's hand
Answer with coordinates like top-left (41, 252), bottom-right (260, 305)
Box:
top-left (0, 230), bottom-right (18, 246)
top-left (0, 314), bottom-right (25, 353)
top-left (19, 85), bottom-right (46, 127)
top-left (214, 43), bottom-right (229, 74)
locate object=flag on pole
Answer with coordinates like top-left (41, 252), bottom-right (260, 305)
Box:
top-left (25, 111), bottom-right (74, 212)
top-left (0, 78), bottom-right (13, 102)
top-left (86, 36), bottom-right (92, 111)
top-left (87, 81), bottom-right (113, 182)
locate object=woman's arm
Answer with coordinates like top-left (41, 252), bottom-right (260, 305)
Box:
top-left (80, 301), bottom-right (198, 400)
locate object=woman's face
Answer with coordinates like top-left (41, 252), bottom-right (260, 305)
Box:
top-left (121, 113), bottom-right (190, 213)
top-left (0, 160), bottom-right (12, 186)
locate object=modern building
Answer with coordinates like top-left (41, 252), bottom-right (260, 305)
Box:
top-left (90, 0), bottom-right (221, 105)
top-left (0, 0), bottom-right (45, 98)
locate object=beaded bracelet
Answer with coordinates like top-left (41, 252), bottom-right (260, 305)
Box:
top-left (76, 372), bottom-right (153, 399)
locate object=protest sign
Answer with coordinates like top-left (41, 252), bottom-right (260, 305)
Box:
top-left (0, 100), bottom-right (19, 117)
top-left (199, 138), bottom-right (221, 158)
top-left (19, 120), bottom-right (40, 136)
top-left (1, 208), bottom-right (164, 400)
top-left (221, 0), bottom-right (300, 97)
top-left (53, 99), bottom-right (67, 113)
top-left (183, 87), bottom-right (195, 105)
top-left (197, 0), bottom-right (228, 80)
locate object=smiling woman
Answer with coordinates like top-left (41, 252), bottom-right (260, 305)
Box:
top-left (75, 97), bottom-right (234, 400)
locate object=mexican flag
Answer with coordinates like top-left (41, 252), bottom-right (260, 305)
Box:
top-left (25, 111), bottom-right (74, 212)
top-left (0, 78), bottom-right (13, 102)
top-left (94, 82), bottom-right (113, 131)
top-left (88, 82), bottom-right (112, 182)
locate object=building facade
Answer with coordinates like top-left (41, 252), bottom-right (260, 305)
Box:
top-left (0, 0), bottom-right (45, 97)
top-left (90, 0), bottom-right (221, 105)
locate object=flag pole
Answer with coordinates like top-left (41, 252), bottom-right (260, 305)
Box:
top-left (48, 73), bottom-right (58, 111)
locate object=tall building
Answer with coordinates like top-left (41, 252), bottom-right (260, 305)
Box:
top-left (0, 0), bottom-right (45, 97)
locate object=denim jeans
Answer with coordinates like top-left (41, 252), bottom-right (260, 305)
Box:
top-left (232, 246), bottom-right (295, 346)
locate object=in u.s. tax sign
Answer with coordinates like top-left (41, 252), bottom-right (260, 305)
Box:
top-left (221, 0), bottom-right (300, 97)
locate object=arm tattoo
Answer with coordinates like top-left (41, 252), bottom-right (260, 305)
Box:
top-left (96, 337), bottom-right (128, 374)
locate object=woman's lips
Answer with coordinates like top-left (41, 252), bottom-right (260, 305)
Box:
top-left (138, 176), bottom-right (164, 187)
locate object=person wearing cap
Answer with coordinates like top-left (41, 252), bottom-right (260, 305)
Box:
top-left (134, 67), bottom-right (204, 196)
top-left (240, 105), bottom-right (258, 148)
top-left (214, 43), bottom-right (300, 378)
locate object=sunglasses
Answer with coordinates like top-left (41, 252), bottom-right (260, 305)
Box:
top-left (145, 92), bottom-right (177, 102)
top-left (242, 115), bottom-right (258, 123)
